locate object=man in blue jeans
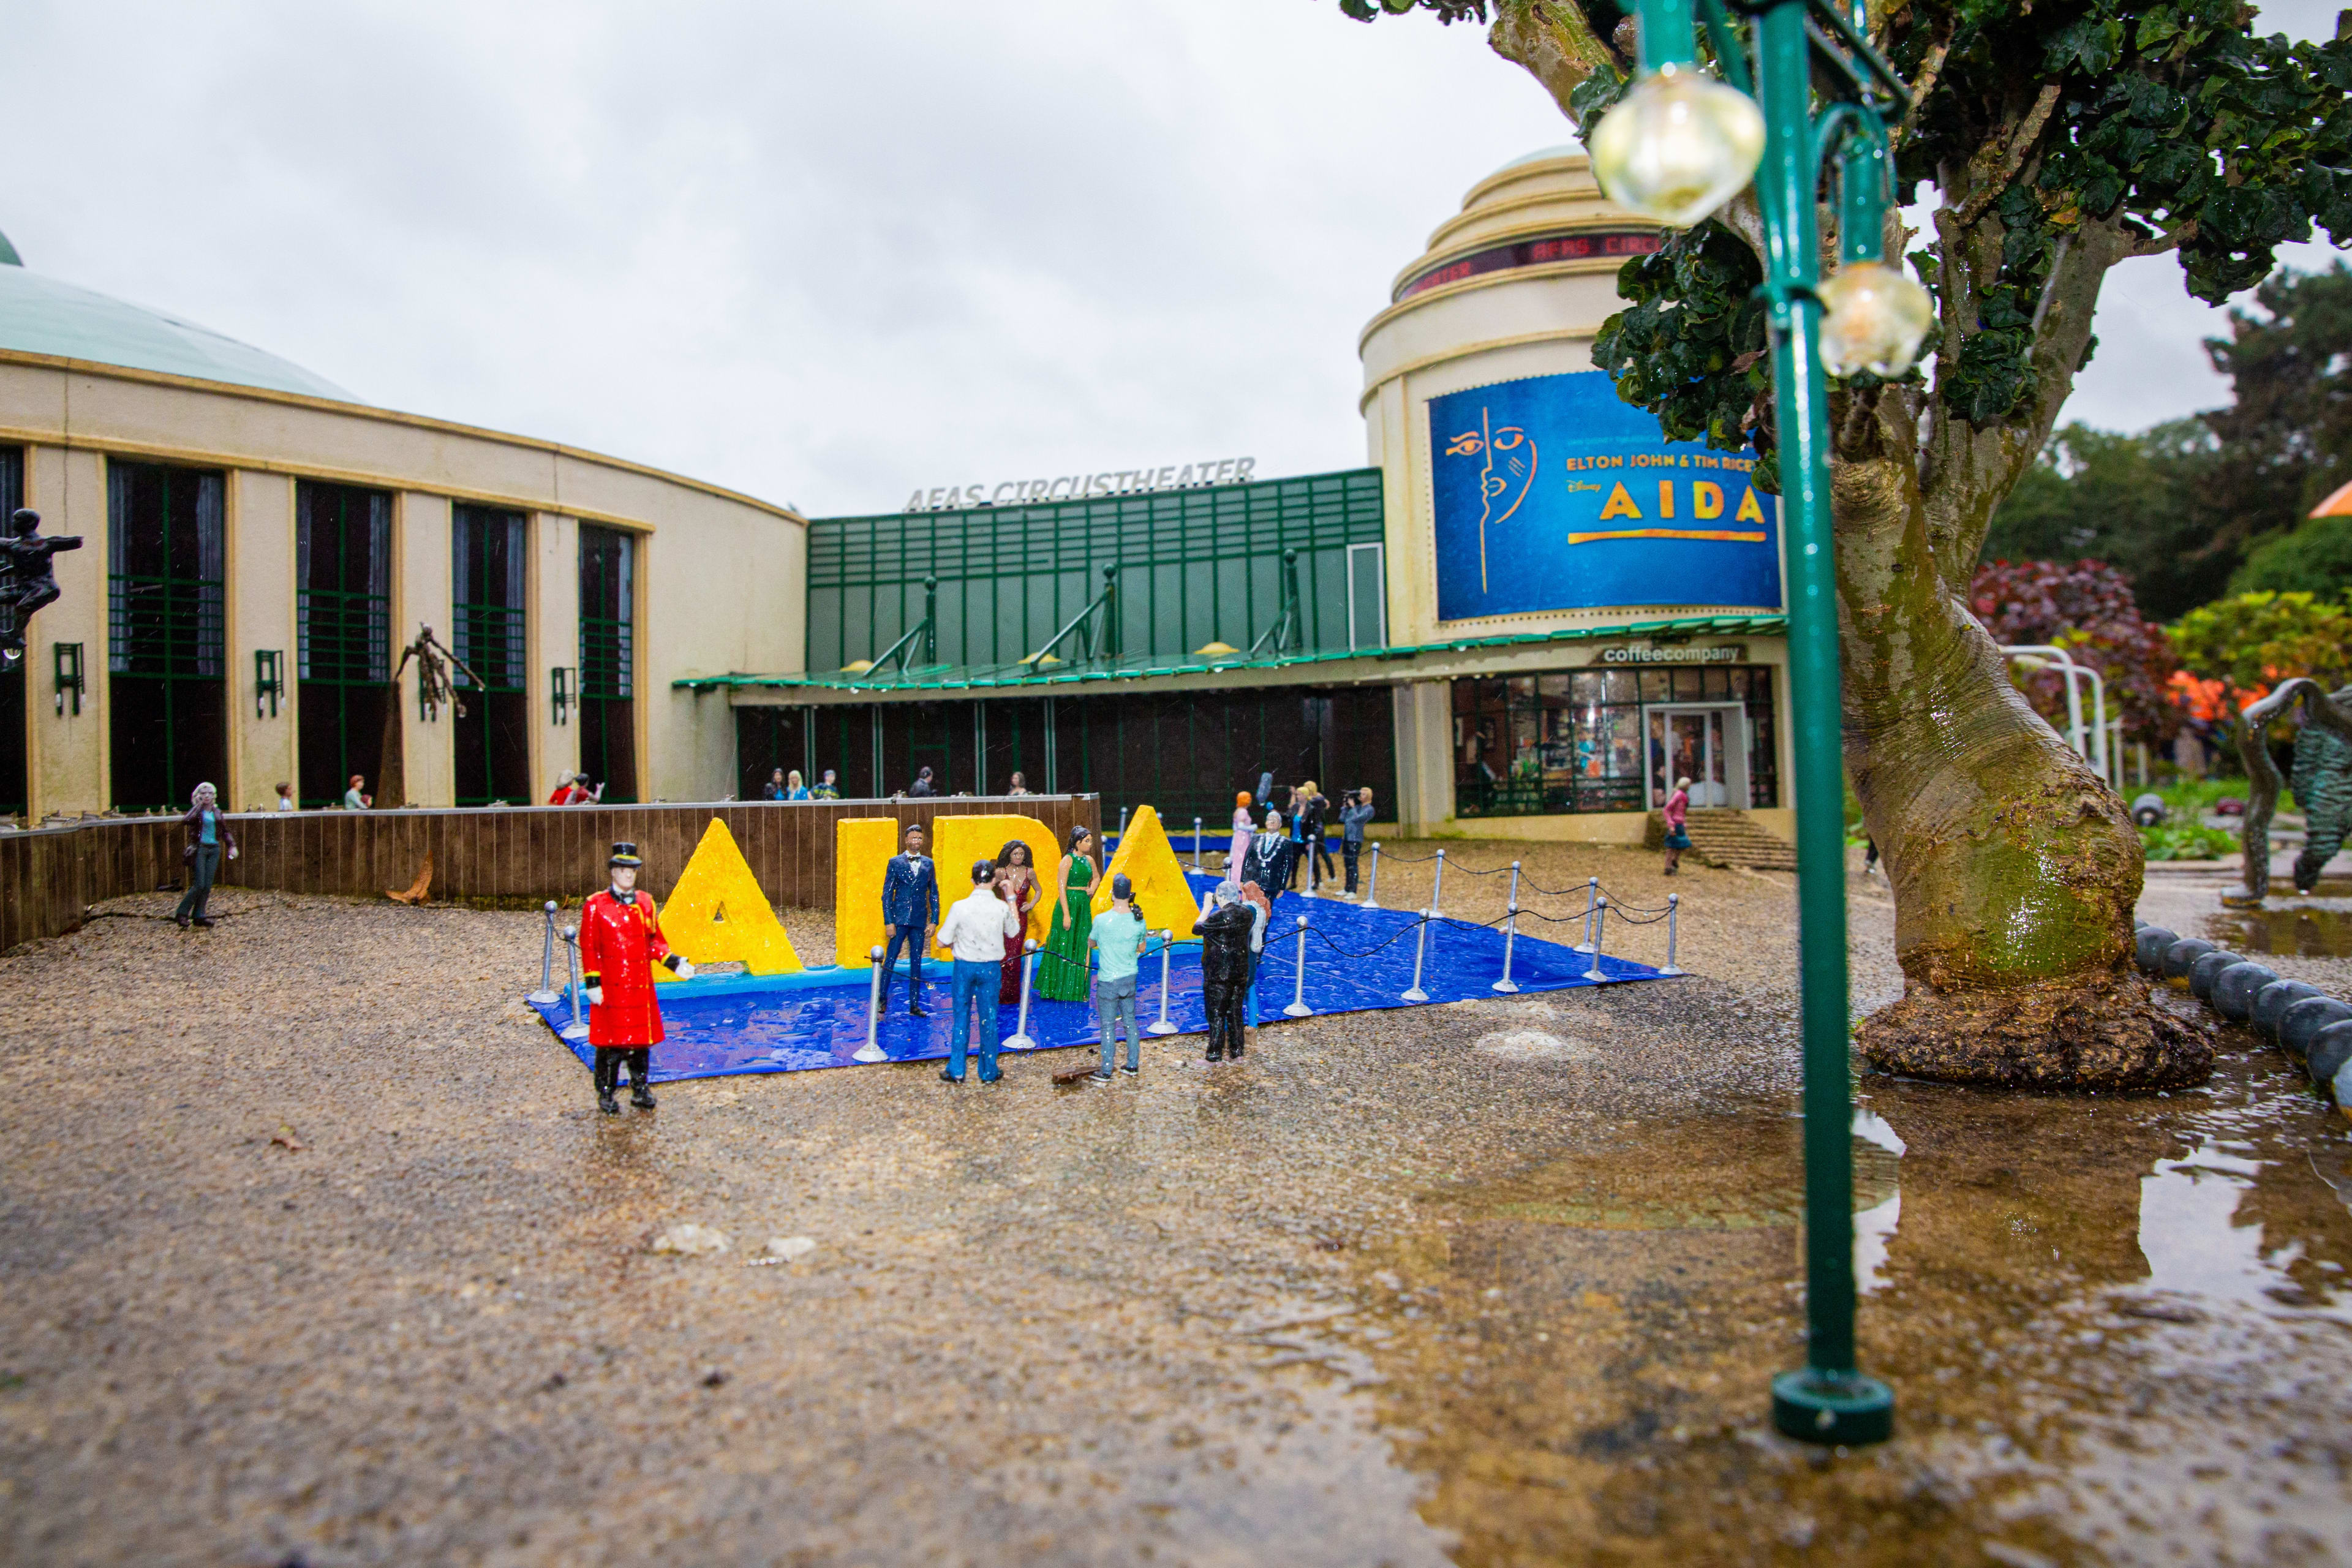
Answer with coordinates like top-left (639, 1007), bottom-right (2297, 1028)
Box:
top-left (935, 858), bottom-right (1023, 1084)
top-left (1087, 875), bottom-right (1150, 1083)
top-left (880, 824), bottom-right (940, 1015)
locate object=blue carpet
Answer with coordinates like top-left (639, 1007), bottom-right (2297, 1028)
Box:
top-left (525, 872), bottom-right (1673, 1082)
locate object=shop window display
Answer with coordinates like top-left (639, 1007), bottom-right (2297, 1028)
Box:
top-left (1454, 665), bottom-right (1778, 818)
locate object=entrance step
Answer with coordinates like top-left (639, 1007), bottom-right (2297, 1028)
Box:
top-left (1648, 808), bottom-right (1798, 871)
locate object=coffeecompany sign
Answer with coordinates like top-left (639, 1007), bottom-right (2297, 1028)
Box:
top-left (1591, 644), bottom-right (1747, 665)
top-left (903, 456), bottom-right (1257, 513)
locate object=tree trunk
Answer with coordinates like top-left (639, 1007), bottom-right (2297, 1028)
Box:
top-left (1831, 398), bottom-right (2209, 1090)
top-left (377, 687), bottom-right (407, 810)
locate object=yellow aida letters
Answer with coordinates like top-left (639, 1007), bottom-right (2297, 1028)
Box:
top-left (655, 818), bottom-right (804, 980)
top-left (834, 817), bottom-right (901, 968)
top-left (928, 814), bottom-right (1061, 957)
top-left (1098, 805), bottom-right (1197, 935)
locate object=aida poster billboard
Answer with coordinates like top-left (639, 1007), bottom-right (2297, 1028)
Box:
top-left (1429, 370), bottom-right (1782, 621)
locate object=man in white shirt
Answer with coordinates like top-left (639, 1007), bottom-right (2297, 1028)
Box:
top-left (935, 858), bottom-right (1023, 1085)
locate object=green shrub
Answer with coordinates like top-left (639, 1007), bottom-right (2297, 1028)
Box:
top-left (2139, 821), bottom-right (2240, 861)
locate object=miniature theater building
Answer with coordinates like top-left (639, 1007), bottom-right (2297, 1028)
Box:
top-left (715, 149), bottom-right (1795, 845)
top-left (0, 230), bottom-right (800, 820)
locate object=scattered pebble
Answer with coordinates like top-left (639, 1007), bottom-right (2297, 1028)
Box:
top-left (651, 1223), bottom-right (731, 1256)
top-left (765, 1235), bottom-right (816, 1261)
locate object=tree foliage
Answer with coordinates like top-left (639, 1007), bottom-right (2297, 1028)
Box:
top-left (1969, 558), bottom-right (2180, 742)
top-left (2205, 262), bottom-right (2352, 523)
top-left (2232, 512), bottom-right (2352, 595)
top-left (1978, 420), bottom-right (2233, 619)
top-left (2168, 588), bottom-right (2352, 693)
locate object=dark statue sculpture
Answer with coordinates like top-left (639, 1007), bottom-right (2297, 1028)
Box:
top-left (2228, 677), bottom-right (2352, 905)
top-left (0, 508), bottom-right (84, 669)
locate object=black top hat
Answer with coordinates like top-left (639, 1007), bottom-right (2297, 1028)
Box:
top-left (609, 841), bottom-right (643, 868)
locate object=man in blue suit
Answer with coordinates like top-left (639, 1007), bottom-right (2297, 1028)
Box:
top-left (881, 823), bottom-right (940, 1016)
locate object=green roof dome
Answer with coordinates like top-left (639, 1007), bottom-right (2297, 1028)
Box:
top-left (0, 236), bottom-right (358, 403)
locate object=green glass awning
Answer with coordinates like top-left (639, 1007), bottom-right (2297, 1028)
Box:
top-left (674, 612), bottom-right (1787, 695)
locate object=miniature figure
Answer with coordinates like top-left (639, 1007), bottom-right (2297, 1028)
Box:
top-left (344, 774), bottom-right (372, 810)
top-left (2231, 679), bottom-right (2352, 902)
top-left (1661, 775), bottom-right (1692, 875)
top-left (175, 782), bottom-right (238, 928)
top-left (1037, 824), bottom-right (1099, 1001)
top-left (993, 838), bottom-right (1040, 1002)
top-left (1245, 809), bottom-right (1291, 903)
top-left (1193, 881), bottom-right (1255, 1062)
top-left (1087, 873), bottom-right (1149, 1082)
top-left (880, 824), bottom-right (939, 1014)
top-left (274, 782), bottom-right (296, 812)
top-left (1340, 787), bottom-right (1374, 897)
top-left (1228, 791), bottom-right (1254, 872)
top-left (935, 858), bottom-right (1023, 1084)
top-left (810, 769), bottom-right (842, 800)
top-left (1006, 772), bottom-right (1031, 796)
top-left (579, 840), bottom-right (695, 1113)
top-left (0, 509), bottom-right (83, 668)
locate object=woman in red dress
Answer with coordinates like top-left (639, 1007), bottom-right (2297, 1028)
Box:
top-left (993, 838), bottom-right (1040, 1003)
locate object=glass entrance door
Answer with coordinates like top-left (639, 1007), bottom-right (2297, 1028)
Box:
top-left (1646, 704), bottom-right (1747, 809)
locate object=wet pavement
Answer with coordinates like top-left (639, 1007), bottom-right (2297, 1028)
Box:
top-left (0, 843), bottom-right (2348, 1566)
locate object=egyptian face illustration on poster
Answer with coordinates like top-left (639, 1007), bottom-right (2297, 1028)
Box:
top-left (1430, 371), bottom-right (1784, 621)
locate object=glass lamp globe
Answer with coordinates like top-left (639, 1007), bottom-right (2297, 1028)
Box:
top-left (1586, 66), bottom-right (1766, 227)
top-left (1816, 261), bottom-right (1936, 378)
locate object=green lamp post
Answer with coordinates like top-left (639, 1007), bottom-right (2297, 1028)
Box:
top-left (1589, 0), bottom-right (1930, 1447)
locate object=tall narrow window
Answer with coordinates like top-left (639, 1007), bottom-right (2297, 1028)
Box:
top-left (452, 505), bottom-right (529, 805)
top-left (108, 460), bottom-right (228, 812)
top-left (0, 447), bottom-right (28, 819)
top-left (578, 525), bottom-right (636, 802)
top-left (296, 481), bottom-right (391, 807)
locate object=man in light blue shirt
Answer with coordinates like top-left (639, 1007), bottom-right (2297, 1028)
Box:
top-left (1088, 875), bottom-right (1150, 1082)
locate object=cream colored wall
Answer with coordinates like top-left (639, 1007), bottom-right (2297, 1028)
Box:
top-left (228, 470), bottom-right (296, 810)
top-left (398, 492), bottom-right (454, 807)
top-left (1361, 151), bottom-right (1800, 840)
top-left (0, 354), bottom-right (807, 817)
top-left (25, 444), bottom-right (104, 820)
top-left (530, 512), bottom-right (580, 802)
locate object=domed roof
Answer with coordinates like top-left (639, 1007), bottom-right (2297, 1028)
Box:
top-left (0, 232), bottom-right (358, 403)
top-left (1488, 143), bottom-right (1588, 176)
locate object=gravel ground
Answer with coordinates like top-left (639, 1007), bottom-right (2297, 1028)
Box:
top-left (1, 842), bottom-right (2346, 1566)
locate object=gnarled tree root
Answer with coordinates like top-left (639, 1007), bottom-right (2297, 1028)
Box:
top-left (1857, 972), bottom-right (2212, 1091)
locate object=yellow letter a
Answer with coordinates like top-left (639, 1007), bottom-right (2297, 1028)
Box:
top-left (1597, 481), bottom-right (1643, 521)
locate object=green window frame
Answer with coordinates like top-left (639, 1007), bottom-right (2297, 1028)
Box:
top-left (453, 505), bottom-right (530, 805)
top-left (296, 481), bottom-right (391, 807)
top-left (578, 524), bottom-right (636, 802)
top-left (108, 460), bottom-right (228, 812)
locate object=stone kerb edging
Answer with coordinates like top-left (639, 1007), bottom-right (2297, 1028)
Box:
top-left (2133, 921), bottom-right (2352, 1116)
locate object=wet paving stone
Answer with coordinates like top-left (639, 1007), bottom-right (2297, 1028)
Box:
top-left (0, 845), bottom-right (2345, 1565)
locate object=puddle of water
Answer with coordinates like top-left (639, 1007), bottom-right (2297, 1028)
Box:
top-left (2206, 900), bottom-right (2352, 957)
top-left (1333, 1036), bottom-right (2352, 1564)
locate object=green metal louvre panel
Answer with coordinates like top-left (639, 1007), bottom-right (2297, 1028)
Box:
top-left (806, 468), bottom-right (1384, 671)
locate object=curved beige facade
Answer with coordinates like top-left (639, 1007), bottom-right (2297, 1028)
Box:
top-left (0, 347), bottom-right (804, 816)
top-left (1362, 149), bottom-right (1795, 842)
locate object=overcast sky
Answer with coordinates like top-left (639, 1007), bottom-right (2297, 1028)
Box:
top-left (7, 1), bottom-right (2345, 516)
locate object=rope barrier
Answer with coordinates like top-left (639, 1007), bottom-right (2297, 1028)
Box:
top-left (1349, 853), bottom-right (1673, 916)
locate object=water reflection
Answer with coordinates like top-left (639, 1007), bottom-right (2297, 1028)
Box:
top-left (1850, 1108), bottom-right (1906, 1295)
top-left (2133, 1136), bottom-right (2352, 1322)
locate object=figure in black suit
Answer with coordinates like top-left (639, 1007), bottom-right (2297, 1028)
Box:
top-left (880, 823), bottom-right (940, 1014)
top-left (1192, 881), bottom-right (1256, 1062)
top-left (1245, 809), bottom-right (1292, 905)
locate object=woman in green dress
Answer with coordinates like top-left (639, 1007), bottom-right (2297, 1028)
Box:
top-left (1037, 824), bottom-right (1099, 1001)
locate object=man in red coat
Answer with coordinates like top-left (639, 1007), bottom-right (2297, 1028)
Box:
top-left (579, 841), bottom-right (695, 1114)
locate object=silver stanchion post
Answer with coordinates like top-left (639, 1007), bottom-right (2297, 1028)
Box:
top-left (1660, 892), bottom-right (1686, 976)
top-left (1005, 938), bottom-right (1039, 1049)
top-left (1117, 805), bottom-right (1128, 840)
top-left (1585, 897), bottom-right (1608, 983)
top-left (1431, 848), bottom-right (1447, 913)
top-left (1192, 817), bottom-right (1203, 873)
top-left (1147, 929), bottom-right (1180, 1035)
top-left (1493, 903), bottom-right (1520, 993)
top-left (528, 900), bottom-right (561, 1005)
top-left (1576, 876), bottom-right (1599, 953)
top-left (1506, 859), bottom-right (1521, 911)
top-left (1284, 915), bottom-right (1313, 1017)
top-left (1363, 842), bottom-right (1381, 910)
top-left (853, 943), bottom-right (888, 1061)
top-left (1403, 909), bottom-right (1431, 1003)
top-left (560, 926), bottom-right (590, 1042)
